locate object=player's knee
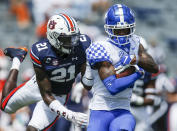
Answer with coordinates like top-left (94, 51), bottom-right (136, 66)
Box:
top-left (109, 117), bottom-right (136, 131)
top-left (1, 107), bottom-right (16, 114)
top-left (26, 125), bottom-right (38, 131)
top-left (110, 126), bottom-right (133, 131)
top-left (0, 102), bottom-right (16, 114)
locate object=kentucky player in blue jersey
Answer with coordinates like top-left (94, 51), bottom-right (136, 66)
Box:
top-left (1, 14), bottom-right (92, 131)
top-left (84, 4), bottom-right (159, 131)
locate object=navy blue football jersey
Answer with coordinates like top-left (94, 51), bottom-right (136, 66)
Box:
top-left (133, 71), bottom-right (152, 96)
top-left (30, 34), bottom-right (91, 95)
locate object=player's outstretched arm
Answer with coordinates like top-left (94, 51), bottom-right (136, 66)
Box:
top-left (34, 67), bottom-right (55, 105)
top-left (1, 47), bottom-right (28, 112)
top-left (34, 66), bottom-right (88, 127)
top-left (138, 44), bottom-right (159, 73)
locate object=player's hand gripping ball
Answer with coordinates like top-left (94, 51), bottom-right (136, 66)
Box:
top-left (115, 66), bottom-right (136, 78)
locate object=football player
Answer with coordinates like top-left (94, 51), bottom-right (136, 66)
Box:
top-left (85, 4), bottom-right (159, 131)
top-left (1, 14), bottom-right (92, 131)
top-left (132, 65), bottom-right (176, 131)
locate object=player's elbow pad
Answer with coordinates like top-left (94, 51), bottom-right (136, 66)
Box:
top-left (103, 73), bottom-right (142, 95)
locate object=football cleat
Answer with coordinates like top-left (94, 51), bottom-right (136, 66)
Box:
top-left (4, 47), bottom-right (28, 62)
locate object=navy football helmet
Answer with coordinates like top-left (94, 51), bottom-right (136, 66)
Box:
top-left (104, 4), bottom-right (135, 45)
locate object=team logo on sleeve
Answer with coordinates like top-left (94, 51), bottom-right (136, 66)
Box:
top-left (44, 57), bottom-right (59, 66)
top-left (44, 57), bottom-right (52, 64)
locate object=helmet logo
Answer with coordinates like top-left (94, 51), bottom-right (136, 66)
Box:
top-left (49, 20), bottom-right (57, 30)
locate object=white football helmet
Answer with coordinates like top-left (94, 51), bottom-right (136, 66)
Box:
top-left (47, 14), bottom-right (80, 54)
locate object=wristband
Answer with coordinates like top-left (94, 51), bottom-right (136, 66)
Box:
top-left (10, 57), bottom-right (21, 70)
top-left (49, 100), bottom-right (68, 116)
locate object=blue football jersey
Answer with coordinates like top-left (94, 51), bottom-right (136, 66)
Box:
top-left (30, 34), bottom-right (91, 95)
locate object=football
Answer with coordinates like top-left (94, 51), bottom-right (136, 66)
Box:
top-left (116, 66), bottom-right (136, 78)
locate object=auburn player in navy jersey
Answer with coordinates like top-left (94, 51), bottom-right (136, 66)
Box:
top-left (1, 14), bottom-right (92, 131)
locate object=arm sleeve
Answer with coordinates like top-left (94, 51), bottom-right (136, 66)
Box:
top-left (30, 44), bottom-right (42, 68)
top-left (86, 42), bottom-right (112, 68)
top-left (103, 72), bottom-right (142, 95)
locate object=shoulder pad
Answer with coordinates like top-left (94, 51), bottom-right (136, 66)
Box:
top-left (30, 39), bottom-right (49, 67)
top-left (86, 42), bottom-right (112, 67)
top-left (79, 34), bottom-right (91, 51)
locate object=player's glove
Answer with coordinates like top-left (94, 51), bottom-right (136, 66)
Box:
top-left (71, 82), bottom-right (83, 104)
top-left (69, 111), bottom-right (88, 127)
top-left (131, 93), bottom-right (144, 106)
top-left (49, 100), bottom-right (88, 127)
top-left (134, 65), bottom-right (145, 76)
top-left (114, 54), bottom-right (139, 74)
top-left (120, 54), bottom-right (138, 66)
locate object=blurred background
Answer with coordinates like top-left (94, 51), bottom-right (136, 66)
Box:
top-left (0, 0), bottom-right (177, 131)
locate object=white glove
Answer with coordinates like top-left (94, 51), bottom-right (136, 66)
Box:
top-left (49, 100), bottom-right (88, 127)
top-left (71, 82), bottom-right (83, 103)
top-left (69, 111), bottom-right (88, 127)
top-left (134, 65), bottom-right (145, 76)
top-left (115, 64), bottom-right (130, 74)
top-left (131, 93), bottom-right (144, 105)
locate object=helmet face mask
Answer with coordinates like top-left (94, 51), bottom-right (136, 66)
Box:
top-left (104, 4), bottom-right (136, 45)
top-left (57, 34), bottom-right (80, 54)
top-left (113, 28), bottom-right (130, 36)
top-left (47, 14), bottom-right (80, 54)
top-left (57, 34), bottom-right (80, 48)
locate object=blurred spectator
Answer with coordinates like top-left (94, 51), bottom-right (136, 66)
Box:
top-left (168, 102), bottom-right (177, 131)
top-left (35, 14), bottom-right (48, 40)
top-left (0, 106), bottom-right (30, 131)
top-left (79, 22), bottom-right (104, 41)
top-left (21, 68), bottom-right (34, 82)
top-left (9, 0), bottom-right (31, 29)
top-left (166, 77), bottom-right (177, 131)
top-left (167, 38), bottom-right (177, 53)
top-left (0, 48), bottom-right (9, 100)
top-left (32, 0), bottom-right (52, 25)
top-left (32, 0), bottom-right (111, 27)
top-left (147, 39), bottom-right (166, 64)
top-left (91, 0), bottom-right (111, 14)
